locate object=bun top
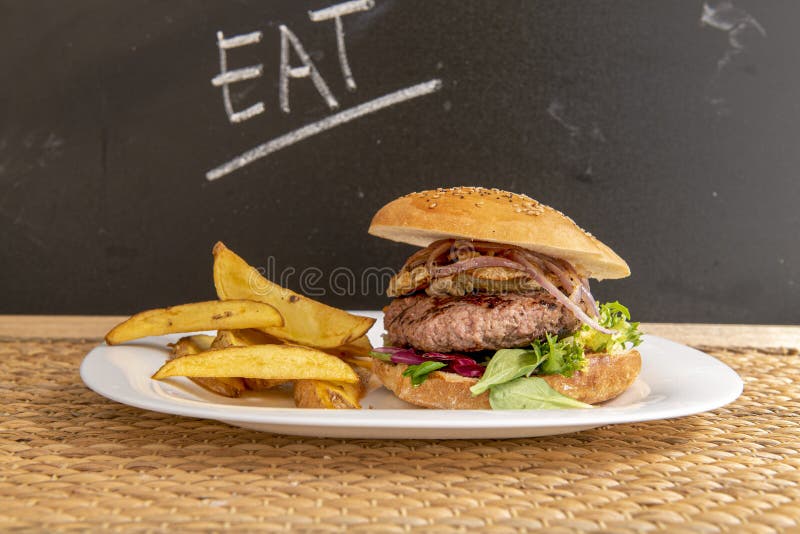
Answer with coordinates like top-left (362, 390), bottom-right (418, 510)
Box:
top-left (368, 186), bottom-right (630, 280)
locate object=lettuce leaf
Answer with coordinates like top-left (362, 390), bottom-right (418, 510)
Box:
top-left (469, 348), bottom-right (545, 396)
top-left (402, 361), bottom-right (446, 386)
top-left (535, 333), bottom-right (587, 377)
top-left (489, 377), bottom-right (592, 409)
top-left (576, 301), bottom-right (643, 354)
top-left (469, 335), bottom-right (585, 397)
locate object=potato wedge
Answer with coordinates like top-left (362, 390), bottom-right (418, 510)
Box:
top-left (294, 380), bottom-right (363, 409)
top-left (169, 335), bottom-right (247, 397)
top-left (294, 366), bottom-right (373, 409)
top-left (323, 335), bottom-right (373, 359)
top-left (211, 330), bottom-right (286, 391)
top-left (345, 335), bottom-right (373, 354)
top-left (171, 334), bottom-right (216, 350)
top-left (105, 299), bottom-right (284, 345)
top-left (216, 330), bottom-right (372, 390)
top-left (211, 329), bottom-right (284, 349)
top-left (152, 344), bottom-right (360, 383)
top-left (212, 242), bottom-right (375, 348)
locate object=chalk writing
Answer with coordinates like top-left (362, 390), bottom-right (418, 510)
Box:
top-left (207, 1), bottom-right (442, 181)
top-left (279, 24), bottom-right (339, 113)
top-left (212, 31), bottom-right (265, 123)
top-left (309, 0), bottom-right (376, 91)
top-left (207, 79), bottom-right (442, 181)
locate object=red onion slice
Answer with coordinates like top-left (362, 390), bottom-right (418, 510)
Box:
top-left (372, 346), bottom-right (423, 364)
top-left (448, 358), bottom-right (486, 377)
top-left (391, 352), bottom-right (429, 365)
top-left (374, 347), bottom-right (486, 378)
top-left (538, 256), bottom-right (576, 295)
top-left (556, 260), bottom-right (598, 316)
top-left (402, 239), bottom-right (450, 270)
top-left (469, 240), bottom-right (516, 252)
top-left (426, 239), bottom-right (456, 273)
top-left (579, 282), bottom-right (599, 317)
top-left (509, 250), bottom-right (614, 334)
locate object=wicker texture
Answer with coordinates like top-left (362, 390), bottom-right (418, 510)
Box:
top-left (1, 338), bottom-right (799, 532)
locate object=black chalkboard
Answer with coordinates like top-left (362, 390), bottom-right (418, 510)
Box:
top-left (1, 1), bottom-right (798, 324)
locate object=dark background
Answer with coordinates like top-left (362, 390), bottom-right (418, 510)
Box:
top-left (1, 1), bottom-right (798, 323)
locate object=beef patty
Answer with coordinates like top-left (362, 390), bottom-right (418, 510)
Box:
top-left (384, 292), bottom-right (580, 353)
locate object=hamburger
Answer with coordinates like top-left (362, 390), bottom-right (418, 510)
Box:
top-left (367, 187), bottom-right (643, 410)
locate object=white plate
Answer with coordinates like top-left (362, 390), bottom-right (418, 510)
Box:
top-left (81, 311), bottom-right (743, 439)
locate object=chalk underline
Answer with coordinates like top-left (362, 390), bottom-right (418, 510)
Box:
top-left (206, 78), bottom-right (443, 181)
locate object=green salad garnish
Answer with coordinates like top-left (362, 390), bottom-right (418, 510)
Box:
top-left (402, 361), bottom-right (447, 387)
top-left (470, 301), bottom-right (642, 409)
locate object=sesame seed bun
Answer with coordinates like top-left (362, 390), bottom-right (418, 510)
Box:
top-left (368, 187), bottom-right (630, 280)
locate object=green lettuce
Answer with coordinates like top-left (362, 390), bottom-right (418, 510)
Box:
top-left (469, 348), bottom-right (546, 396)
top-left (576, 301), bottom-right (642, 354)
top-left (402, 361), bottom-right (446, 387)
top-left (535, 333), bottom-right (586, 377)
top-left (468, 301), bottom-right (642, 408)
top-left (489, 377), bottom-right (592, 410)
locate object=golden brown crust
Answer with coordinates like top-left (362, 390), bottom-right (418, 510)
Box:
top-left (368, 187), bottom-right (629, 280)
top-left (293, 366), bottom-right (374, 409)
top-left (373, 359), bottom-right (490, 409)
top-left (372, 350), bottom-right (641, 409)
top-left (293, 380), bottom-right (359, 408)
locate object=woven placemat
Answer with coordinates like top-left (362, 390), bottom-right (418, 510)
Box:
top-left (1, 339), bottom-right (799, 532)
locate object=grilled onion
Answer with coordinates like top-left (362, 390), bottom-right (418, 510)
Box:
top-left (386, 239), bottom-right (609, 333)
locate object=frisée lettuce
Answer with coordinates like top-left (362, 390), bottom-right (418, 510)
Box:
top-left (576, 301), bottom-right (642, 354)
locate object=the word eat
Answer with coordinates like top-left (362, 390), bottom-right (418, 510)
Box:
top-left (211, 0), bottom-right (374, 123)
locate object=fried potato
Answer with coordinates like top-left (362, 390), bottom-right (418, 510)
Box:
top-left (243, 377), bottom-right (286, 392)
top-left (210, 329), bottom-right (282, 350)
top-left (294, 366), bottom-right (373, 409)
top-left (347, 335), bottom-right (373, 354)
top-left (211, 330), bottom-right (286, 391)
top-left (168, 335), bottom-right (246, 398)
top-left (105, 300), bottom-right (283, 345)
top-left (212, 242), bottom-right (375, 348)
top-left (323, 335), bottom-right (373, 359)
top-left (170, 334), bottom-right (215, 352)
top-left (152, 344), bottom-right (360, 383)
top-left (294, 380), bottom-right (362, 409)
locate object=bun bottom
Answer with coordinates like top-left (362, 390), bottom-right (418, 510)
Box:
top-left (373, 350), bottom-right (641, 409)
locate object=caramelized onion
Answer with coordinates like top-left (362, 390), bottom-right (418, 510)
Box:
top-left (403, 239), bottom-right (450, 270)
top-left (431, 256), bottom-right (527, 278)
top-left (425, 239), bottom-right (455, 273)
